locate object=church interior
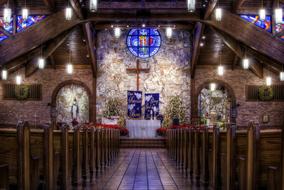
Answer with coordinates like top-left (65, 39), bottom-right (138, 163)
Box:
top-left (0, 0), bottom-right (284, 189)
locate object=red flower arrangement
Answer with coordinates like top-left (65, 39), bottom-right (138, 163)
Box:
top-left (96, 123), bottom-right (129, 136)
top-left (156, 127), bottom-right (167, 136)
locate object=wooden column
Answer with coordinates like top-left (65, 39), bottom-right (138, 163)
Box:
top-left (61, 126), bottom-right (69, 189)
top-left (44, 126), bottom-right (54, 190)
top-left (246, 123), bottom-right (260, 190)
top-left (212, 127), bottom-right (220, 189)
top-left (72, 127), bottom-right (81, 185)
top-left (17, 122), bottom-right (30, 190)
top-left (226, 125), bottom-right (236, 190)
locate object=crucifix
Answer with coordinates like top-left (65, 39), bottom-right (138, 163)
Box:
top-left (126, 59), bottom-right (150, 91)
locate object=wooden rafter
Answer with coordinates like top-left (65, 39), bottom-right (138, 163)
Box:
top-left (207, 9), bottom-right (284, 65)
top-left (42, 0), bottom-right (56, 12)
top-left (70, 0), bottom-right (84, 19)
top-left (234, 0), bottom-right (246, 12)
top-left (191, 22), bottom-right (204, 79)
top-left (204, 0), bottom-right (218, 19)
top-left (25, 30), bottom-right (72, 77)
top-left (83, 22), bottom-right (97, 78)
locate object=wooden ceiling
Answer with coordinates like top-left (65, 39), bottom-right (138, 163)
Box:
top-left (0, 0), bottom-right (283, 79)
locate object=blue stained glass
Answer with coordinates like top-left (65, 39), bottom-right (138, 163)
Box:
top-left (240, 15), bottom-right (272, 33)
top-left (17, 15), bottom-right (46, 32)
top-left (127, 28), bottom-right (161, 58)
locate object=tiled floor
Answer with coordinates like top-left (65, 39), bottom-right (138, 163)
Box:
top-left (81, 149), bottom-right (205, 190)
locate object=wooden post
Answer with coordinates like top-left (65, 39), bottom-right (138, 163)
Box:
top-left (17, 122), bottom-right (30, 190)
top-left (82, 128), bottom-right (89, 180)
top-left (53, 152), bottom-right (60, 188)
top-left (96, 129), bottom-right (101, 170)
top-left (194, 128), bottom-right (200, 181)
top-left (61, 126), bottom-right (69, 189)
top-left (0, 164), bottom-right (9, 189)
top-left (183, 129), bottom-right (188, 171)
top-left (72, 127), bottom-right (81, 185)
top-left (246, 123), bottom-right (260, 190)
top-left (212, 127), bottom-right (220, 189)
top-left (238, 156), bottom-right (246, 190)
top-left (89, 128), bottom-right (96, 176)
top-left (267, 166), bottom-right (278, 190)
top-left (188, 128), bottom-right (194, 176)
top-left (226, 125), bottom-right (236, 190)
top-left (44, 126), bottom-right (54, 190)
top-left (30, 156), bottom-right (40, 190)
top-left (201, 128), bottom-right (209, 185)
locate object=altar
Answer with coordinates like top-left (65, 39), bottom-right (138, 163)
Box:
top-left (126, 120), bottom-right (161, 138)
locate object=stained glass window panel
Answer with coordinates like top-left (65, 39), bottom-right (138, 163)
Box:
top-left (17, 15), bottom-right (46, 32)
top-left (127, 28), bottom-right (161, 59)
top-left (240, 14), bottom-right (272, 33)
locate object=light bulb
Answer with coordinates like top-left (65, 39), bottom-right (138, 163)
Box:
top-left (142, 24), bottom-right (146, 27)
top-left (217, 65), bottom-right (224, 76)
top-left (90, 0), bottom-right (98, 12)
top-left (242, 58), bottom-right (250, 69)
top-left (66, 64), bottom-right (73, 74)
top-left (114, 27), bottom-right (121, 38)
top-left (22, 8), bottom-right (29, 20)
top-left (202, 35), bottom-right (206, 40)
top-left (38, 57), bottom-right (45, 69)
top-left (280, 72), bottom-right (284, 81)
top-left (210, 83), bottom-right (216, 91)
top-left (3, 7), bottom-right (12, 24)
top-left (215, 8), bottom-right (222, 21)
top-left (166, 27), bottom-right (173, 38)
top-left (266, 76), bottom-right (272, 86)
top-left (200, 42), bottom-right (204, 47)
top-left (1, 69), bottom-right (8, 80)
top-left (16, 75), bottom-right (22, 85)
top-left (187, 0), bottom-right (196, 12)
top-left (65, 7), bottom-right (72, 20)
top-left (259, 8), bottom-right (266, 21)
top-left (275, 8), bottom-right (283, 24)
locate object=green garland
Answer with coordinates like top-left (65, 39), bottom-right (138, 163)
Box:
top-left (258, 86), bottom-right (273, 101)
top-left (15, 85), bottom-right (29, 100)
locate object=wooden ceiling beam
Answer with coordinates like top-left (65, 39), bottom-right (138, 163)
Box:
top-left (70, 0), bottom-right (84, 19)
top-left (25, 30), bottom-right (72, 77)
top-left (234, 0), bottom-right (246, 12)
top-left (204, 0), bottom-right (218, 19)
top-left (83, 22), bottom-right (97, 78)
top-left (191, 22), bottom-right (204, 79)
top-left (42, 0), bottom-right (56, 12)
top-left (206, 9), bottom-right (284, 65)
top-left (0, 10), bottom-right (80, 65)
top-left (212, 27), bottom-right (264, 78)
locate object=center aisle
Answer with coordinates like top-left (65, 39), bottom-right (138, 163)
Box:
top-left (84, 149), bottom-right (204, 190)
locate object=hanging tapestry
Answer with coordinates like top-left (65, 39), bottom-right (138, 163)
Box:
top-left (127, 91), bottom-right (142, 119)
top-left (144, 93), bottom-right (160, 120)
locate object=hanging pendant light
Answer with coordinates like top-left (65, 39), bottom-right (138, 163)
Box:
top-left (215, 8), bottom-right (222, 21)
top-left (165, 27), bottom-right (173, 38)
top-left (1, 69), bottom-right (8, 80)
top-left (242, 58), bottom-right (250, 69)
top-left (3, 6), bottom-right (12, 24)
top-left (38, 57), bottom-right (45, 69)
top-left (65, 6), bottom-right (72, 20)
top-left (280, 72), bottom-right (284, 81)
top-left (275, 8), bottom-right (283, 24)
top-left (90, 0), bottom-right (98, 12)
top-left (187, 0), bottom-right (196, 12)
top-left (22, 0), bottom-right (29, 20)
top-left (266, 76), bottom-right (272, 86)
top-left (210, 83), bottom-right (216, 91)
top-left (217, 65), bottom-right (224, 76)
top-left (114, 27), bottom-right (121, 38)
top-left (15, 75), bottom-right (22, 85)
top-left (66, 64), bottom-right (73, 74)
top-left (259, 0), bottom-right (266, 21)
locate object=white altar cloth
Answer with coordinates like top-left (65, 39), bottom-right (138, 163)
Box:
top-left (126, 120), bottom-right (161, 138)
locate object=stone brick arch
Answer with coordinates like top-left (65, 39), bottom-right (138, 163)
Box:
top-left (51, 80), bottom-right (93, 122)
top-left (194, 79), bottom-right (237, 124)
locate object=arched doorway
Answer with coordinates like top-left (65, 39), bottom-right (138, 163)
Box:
top-left (195, 80), bottom-right (237, 126)
top-left (51, 80), bottom-right (92, 124)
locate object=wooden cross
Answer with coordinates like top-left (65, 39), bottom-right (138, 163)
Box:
top-left (126, 59), bottom-right (150, 91)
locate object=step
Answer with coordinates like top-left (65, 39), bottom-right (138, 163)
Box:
top-left (120, 138), bottom-right (166, 148)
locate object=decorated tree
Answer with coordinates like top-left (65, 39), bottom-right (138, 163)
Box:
top-left (163, 96), bottom-right (186, 127)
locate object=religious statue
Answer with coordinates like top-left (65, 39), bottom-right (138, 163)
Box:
top-left (71, 98), bottom-right (79, 121)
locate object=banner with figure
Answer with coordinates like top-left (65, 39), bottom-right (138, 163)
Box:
top-left (145, 93), bottom-right (160, 120)
top-left (127, 91), bottom-right (142, 119)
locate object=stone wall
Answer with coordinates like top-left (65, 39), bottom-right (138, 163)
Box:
top-left (0, 67), bottom-right (93, 125)
top-left (96, 29), bottom-right (192, 122)
top-left (194, 67), bottom-right (284, 126)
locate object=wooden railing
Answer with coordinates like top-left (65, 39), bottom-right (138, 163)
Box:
top-left (166, 124), bottom-right (283, 190)
top-left (0, 122), bottom-right (120, 189)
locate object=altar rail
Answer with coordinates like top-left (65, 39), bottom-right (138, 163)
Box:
top-left (166, 124), bottom-right (283, 190)
top-left (0, 122), bottom-right (120, 189)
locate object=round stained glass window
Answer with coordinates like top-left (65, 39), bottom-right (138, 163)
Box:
top-left (127, 28), bottom-right (161, 59)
